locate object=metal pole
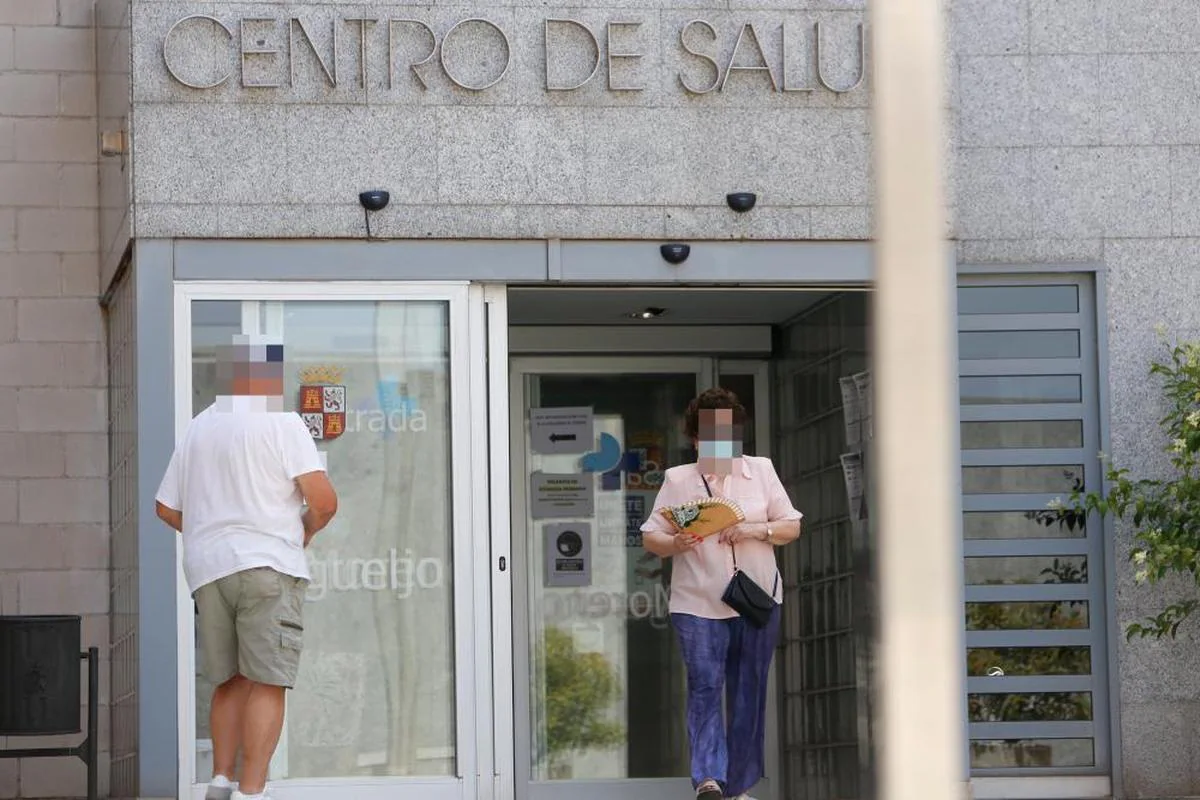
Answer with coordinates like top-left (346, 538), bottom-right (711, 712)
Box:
top-left (870, 1), bottom-right (966, 800)
top-left (87, 646), bottom-right (99, 800)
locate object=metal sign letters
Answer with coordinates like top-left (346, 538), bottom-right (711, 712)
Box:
top-left (161, 13), bottom-right (867, 97)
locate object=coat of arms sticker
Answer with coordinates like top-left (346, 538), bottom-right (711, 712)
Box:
top-left (298, 365), bottom-right (347, 441)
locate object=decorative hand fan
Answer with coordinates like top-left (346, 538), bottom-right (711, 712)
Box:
top-left (659, 497), bottom-right (745, 538)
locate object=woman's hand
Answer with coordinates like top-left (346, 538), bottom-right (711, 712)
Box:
top-left (673, 531), bottom-right (702, 553)
top-left (719, 522), bottom-right (765, 545)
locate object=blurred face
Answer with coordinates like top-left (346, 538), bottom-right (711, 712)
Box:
top-left (215, 339), bottom-right (285, 399)
top-left (696, 407), bottom-right (743, 475)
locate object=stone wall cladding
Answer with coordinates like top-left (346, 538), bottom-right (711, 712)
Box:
top-left (949, 0), bottom-right (1200, 795)
top-left (128, 0), bottom-right (873, 240)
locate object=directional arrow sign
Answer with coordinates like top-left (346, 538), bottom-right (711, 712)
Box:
top-left (530, 406), bottom-right (593, 455)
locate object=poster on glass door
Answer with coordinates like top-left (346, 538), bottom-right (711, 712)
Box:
top-left (544, 522), bottom-right (592, 587)
top-left (531, 471), bottom-right (595, 519)
top-left (530, 406), bottom-right (594, 455)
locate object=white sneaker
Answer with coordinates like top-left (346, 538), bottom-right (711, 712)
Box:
top-left (231, 791), bottom-right (272, 800)
top-left (204, 778), bottom-right (233, 800)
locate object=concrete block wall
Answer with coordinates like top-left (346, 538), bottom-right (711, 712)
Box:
top-left (0, 0), bottom-right (108, 798)
top-left (96, 0), bottom-right (129, 291)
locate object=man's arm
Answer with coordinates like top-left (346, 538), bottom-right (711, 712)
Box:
top-left (296, 470), bottom-right (338, 547)
top-left (156, 501), bottom-right (183, 533)
top-left (155, 445), bottom-right (183, 532)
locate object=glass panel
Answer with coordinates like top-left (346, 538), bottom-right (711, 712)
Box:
top-left (958, 285), bottom-right (1079, 315)
top-left (969, 693), bottom-right (1092, 722)
top-left (960, 375), bottom-right (1082, 405)
top-left (191, 300), bottom-right (244, 412)
top-left (190, 299), bottom-right (457, 780)
top-left (970, 739), bottom-right (1094, 768)
top-left (959, 330), bottom-right (1080, 360)
top-left (526, 372), bottom-right (698, 780)
top-left (965, 556), bottom-right (1088, 585)
top-left (961, 420), bottom-right (1083, 449)
top-left (962, 465), bottom-right (1082, 494)
top-left (967, 646), bottom-right (1092, 676)
top-left (717, 371), bottom-right (758, 456)
top-left (964, 511), bottom-right (1086, 539)
top-left (966, 601), bottom-right (1089, 630)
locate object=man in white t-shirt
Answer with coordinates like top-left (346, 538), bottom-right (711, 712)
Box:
top-left (155, 336), bottom-right (338, 800)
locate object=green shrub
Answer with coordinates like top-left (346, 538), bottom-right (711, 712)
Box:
top-left (1050, 340), bottom-right (1200, 639)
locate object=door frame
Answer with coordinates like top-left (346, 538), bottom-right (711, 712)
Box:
top-left (171, 281), bottom-right (497, 800)
top-left (713, 358), bottom-right (779, 794)
top-left (507, 355), bottom-right (777, 800)
top-left (509, 356), bottom-right (708, 800)
top-left (481, 284), bottom-right (515, 800)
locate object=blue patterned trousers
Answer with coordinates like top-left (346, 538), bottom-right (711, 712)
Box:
top-left (671, 608), bottom-right (781, 798)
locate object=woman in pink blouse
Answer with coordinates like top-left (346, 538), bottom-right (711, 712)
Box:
top-left (641, 388), bottom-right (802, 800)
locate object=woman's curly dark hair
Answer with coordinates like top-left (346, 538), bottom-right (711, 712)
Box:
top-left (684, 387), bottom-right (747, 440)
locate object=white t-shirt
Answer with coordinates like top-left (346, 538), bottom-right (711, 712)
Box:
top-left (156, 395), bottom-right (326, 593)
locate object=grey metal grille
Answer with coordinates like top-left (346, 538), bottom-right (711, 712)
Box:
top-left (773, 293), bottom-right (871, 800)
top-left (106, 263), bottom-right (139, 798)
top-left (772, 277), bottom-right (1108, 795)
top-left (958, 275), bottom-right (1108, 775)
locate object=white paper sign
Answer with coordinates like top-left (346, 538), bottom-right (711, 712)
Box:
top-left (530, 406), bottom-right (594, 455)
top-left (544, 522), bottom-right (591, 587)
top-left (839, 375), bottom-right (862, 446)
top-left (852, 371), bottom-right (872, 442)
top-left (840, 452), bottom-right (867, 521)
top-left (531, 472), bottom-right (595, 519)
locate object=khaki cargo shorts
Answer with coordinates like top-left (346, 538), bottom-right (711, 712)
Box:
top-left (194, 567), bottom-right (309, 688)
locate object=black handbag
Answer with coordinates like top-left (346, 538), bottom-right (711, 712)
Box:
top-left (722, 547), bottom-right (779, 629)
top-left (700, 474), bottom-right (780, 629)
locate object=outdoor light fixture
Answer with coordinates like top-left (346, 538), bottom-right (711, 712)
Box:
top-left (726, 192), bottom-right (757, 212)
top-left (627, 307), bottom-right (667, 320)
top-left (358, 190), bottom-right (390, 239)
top-left (99, 130), bottom-right (127, 157)
top-left (659, 243), bottom-right (690, 264)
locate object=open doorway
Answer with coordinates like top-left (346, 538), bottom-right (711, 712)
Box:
top-left (505, 287), bottom-right (873, 800)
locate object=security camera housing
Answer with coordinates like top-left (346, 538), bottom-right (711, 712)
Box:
top-left (359, 190), bottom-right (390, 212)
top-left (726, 192), bottom-right (757, 212)
top-left (659, 243), bottom-right (691, 264)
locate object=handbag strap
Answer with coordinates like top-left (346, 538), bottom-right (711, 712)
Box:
top-left (700, 468), bottom-right (780, 596)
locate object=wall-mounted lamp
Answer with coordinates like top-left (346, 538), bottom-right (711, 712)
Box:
top-left (660, 243), bottom-right (691, 264)
top-left (359, 190), bottom-right (390, 239)
top-left (726, 192), bottom-right (757, 212)
top-left (99, 130), bottom-right (127, 157)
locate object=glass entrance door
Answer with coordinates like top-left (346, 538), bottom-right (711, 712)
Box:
top-left (175, 283), bottom-right (496, 800)
top-left (510, 358), bottom-right (710, 800)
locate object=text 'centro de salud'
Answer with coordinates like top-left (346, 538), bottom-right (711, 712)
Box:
top-left (161, 14), bottom-right (868, 96)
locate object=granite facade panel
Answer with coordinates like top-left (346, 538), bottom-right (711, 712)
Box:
top-left (954, 0), bottom-right (1200, 794)
top-left (128, 1), bottom-right (870, 239)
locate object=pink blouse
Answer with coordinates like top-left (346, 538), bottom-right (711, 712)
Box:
top-left (640, 455), bottom-right (803, 619)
